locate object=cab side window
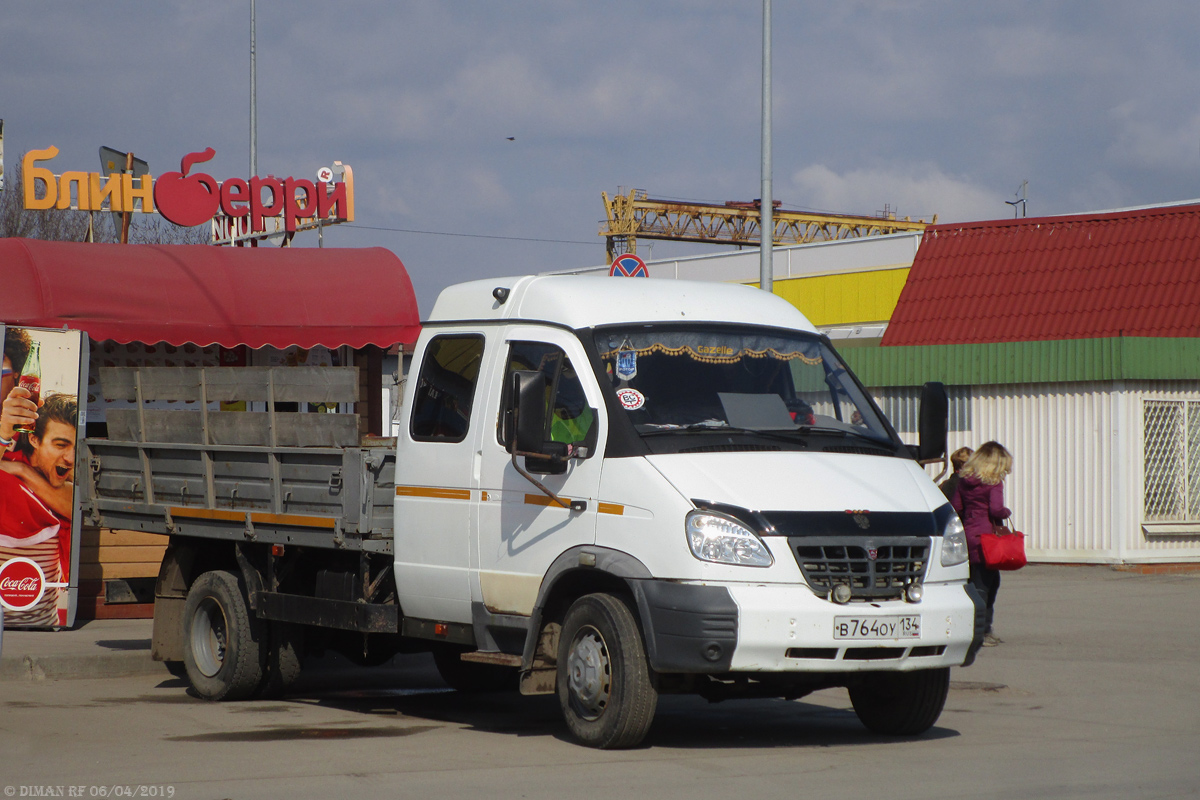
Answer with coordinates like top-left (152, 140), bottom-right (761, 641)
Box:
top-left (410, 335), bottom-right (485, 442)
top-left (498, 342), bottom-right (594, 448)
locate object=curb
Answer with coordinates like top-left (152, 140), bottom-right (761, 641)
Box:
top-left (0, 653), bottom-right (166, 682)
top-left (1112, 563), bottom-right (1200, 575)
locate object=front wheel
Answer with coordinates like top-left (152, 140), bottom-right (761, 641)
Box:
top-left (848, 667), bottom-right (950, 735)
top-left (181, 570), bottom-right (265, 701)
top-left (556, 593), bottom-right (657, 749)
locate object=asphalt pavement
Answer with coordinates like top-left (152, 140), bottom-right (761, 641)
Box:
top-left (3, 564), bottom-right (1197, 799)
top-left (1, 564), bottom-right (1196, 685)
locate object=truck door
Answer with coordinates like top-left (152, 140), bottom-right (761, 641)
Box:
top-left (474, 328), bottom-right (606, 618)
top-left (394, 332), bottom-right (492, 624)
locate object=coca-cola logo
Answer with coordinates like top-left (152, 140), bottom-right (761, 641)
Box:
top-left (0, 557), bottom-right (46, 611)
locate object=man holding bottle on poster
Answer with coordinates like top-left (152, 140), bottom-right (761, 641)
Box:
top-left (1, 327), bottom-right (77, 627)
top-left (2, 392), bottom-right (77, 521)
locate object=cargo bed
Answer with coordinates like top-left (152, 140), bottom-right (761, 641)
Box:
top-left (80, 365), bottom-right (396, 552)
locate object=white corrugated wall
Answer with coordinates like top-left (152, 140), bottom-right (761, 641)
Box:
top-left (923, 381), bottom-right (1200, 564)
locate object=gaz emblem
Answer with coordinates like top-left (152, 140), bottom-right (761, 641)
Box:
top-left (846, 509), bottom-right (871, 530)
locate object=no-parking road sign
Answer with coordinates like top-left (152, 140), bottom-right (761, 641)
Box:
top-left (609, 253), bottom-right (649, 277)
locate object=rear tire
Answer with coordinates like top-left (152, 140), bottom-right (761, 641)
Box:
top-left (848, 667), bottom-right (950, 735)
top-left (556, 593), bottom-right (657, 749)
top-left (432, 646), bottom-right (516, 693)
top-left (256, 622), bottom-right (304, 698)
top-left (181, 570), bottom-right (265, 701)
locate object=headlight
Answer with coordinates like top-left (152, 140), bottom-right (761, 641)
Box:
top-left (685, 511), bottom-right (773, 567)
top-left (941, 514), bottom-right (968, 567)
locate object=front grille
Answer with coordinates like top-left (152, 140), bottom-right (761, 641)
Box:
top-left (784, 644), bottom-right (945, 661)
top-left (789, 536), bottom-right (929, 600)
top-left (843, 647), bottom-right (905, 660)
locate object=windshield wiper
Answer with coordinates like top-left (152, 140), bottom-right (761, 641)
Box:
top-left (796, 425), bottom-right (893, 447)
top-left (640, 422), bottom-right (810, 446)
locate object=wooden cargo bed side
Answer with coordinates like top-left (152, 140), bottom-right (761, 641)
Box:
top-left (76, 527), bottom-right (169, 620)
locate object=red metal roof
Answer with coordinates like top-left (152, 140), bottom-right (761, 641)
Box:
top-left (882, 204), bottom-right (1200, 346)
top-left (0, 239), bottom-right (421, 349)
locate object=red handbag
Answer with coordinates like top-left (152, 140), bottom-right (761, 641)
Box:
top-left (981, 519), bottom-right (1027, 570)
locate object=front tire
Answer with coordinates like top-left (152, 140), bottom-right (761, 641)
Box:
top-left (848, 667), bottom-right (950, 735)
top-left (182, 570), bottom-right (265, 701)
top-left (556, 593), bottom-right (657, 749)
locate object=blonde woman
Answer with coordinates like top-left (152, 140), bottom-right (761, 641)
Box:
top-left (950, 441), bottom-right (1013, 647)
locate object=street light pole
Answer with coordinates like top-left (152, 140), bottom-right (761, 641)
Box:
top-left (759, 0), bottom-right (773, 293)
top-left (250, 0), bottom-right (258, 179)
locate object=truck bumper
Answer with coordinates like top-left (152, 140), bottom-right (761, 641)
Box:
top-left (724, 581), bottom-right (978, 672)
top-left (630, 579), bottom-right (979, 676)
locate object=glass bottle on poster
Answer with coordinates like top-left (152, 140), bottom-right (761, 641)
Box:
top-left (14, 340), bottom-right (41, 434)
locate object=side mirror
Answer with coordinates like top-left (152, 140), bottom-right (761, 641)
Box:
top-left (917, 381), bottom-right (949, 463)
top-left (509, 370), bottom-right (547, 454)
top-left (504, 369), bottom-right (590, 512)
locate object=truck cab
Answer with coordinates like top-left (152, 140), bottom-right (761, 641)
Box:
top-left (394, 275), bottom-right (979, 748)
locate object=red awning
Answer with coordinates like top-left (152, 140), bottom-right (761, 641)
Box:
top-left (0, 239), bottom-right (421, 349)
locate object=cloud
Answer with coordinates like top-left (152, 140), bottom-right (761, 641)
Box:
top-left (1106, 103), bottom-right (1200, 172)
top-left (786, 164), bottom-right (1006, 223)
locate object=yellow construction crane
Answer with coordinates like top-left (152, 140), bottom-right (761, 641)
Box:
top-left (600, 188), bottom-right (936, 263)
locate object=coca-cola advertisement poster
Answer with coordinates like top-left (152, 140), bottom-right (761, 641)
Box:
top-left (1, 324), bottom-right (87, 628)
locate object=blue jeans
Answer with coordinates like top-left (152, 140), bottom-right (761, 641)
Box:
top-left (969, 562), bottom-right (1002, 632)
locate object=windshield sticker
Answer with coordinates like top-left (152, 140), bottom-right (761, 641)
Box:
top-left (616, 388), bottom-right (645, 410)
top-left (615, 343), bottom-right (638, 381)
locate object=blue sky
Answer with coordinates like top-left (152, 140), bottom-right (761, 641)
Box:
top-left (4, 1), bottom-right (1200, 308)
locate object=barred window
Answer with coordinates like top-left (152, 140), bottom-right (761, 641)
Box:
top-left (1143, 399), bottom-right (1200, 521)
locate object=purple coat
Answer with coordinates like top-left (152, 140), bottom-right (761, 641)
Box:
top-left (950, 475), bottom-right (1011, 564)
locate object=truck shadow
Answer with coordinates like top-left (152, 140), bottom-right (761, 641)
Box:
top-left (146, 654), bottom-right (961, 749)
top-left (289, 681), bottom-right (961, 749)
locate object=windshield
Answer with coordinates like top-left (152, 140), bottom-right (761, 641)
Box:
top-left (593, 325), bottom-right (895, 447)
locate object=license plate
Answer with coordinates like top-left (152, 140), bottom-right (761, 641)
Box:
top-left (833, 615), bottom-right (921, 640)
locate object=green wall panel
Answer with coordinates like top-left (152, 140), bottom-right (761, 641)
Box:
top-left (841, 337), bottom-right (1200, 387)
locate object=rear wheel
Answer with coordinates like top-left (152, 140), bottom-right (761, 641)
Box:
top-left (556, 593), bottom-right (657, 749)
top-left (182, 570), bottom-right (265, 701)
top-left (848, 667), bottom-right (950, 735)
top-left (256, 622), bottom-right (304, 698)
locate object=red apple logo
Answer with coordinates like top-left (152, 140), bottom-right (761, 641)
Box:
top-left (155, 148), bottom-right (221, 227)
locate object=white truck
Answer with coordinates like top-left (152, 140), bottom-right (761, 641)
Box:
top-left (84, 275), bottom-right (981, 749)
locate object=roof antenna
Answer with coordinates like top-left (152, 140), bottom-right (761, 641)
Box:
top-left (1005, 180), bottom-right (1028, 218)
